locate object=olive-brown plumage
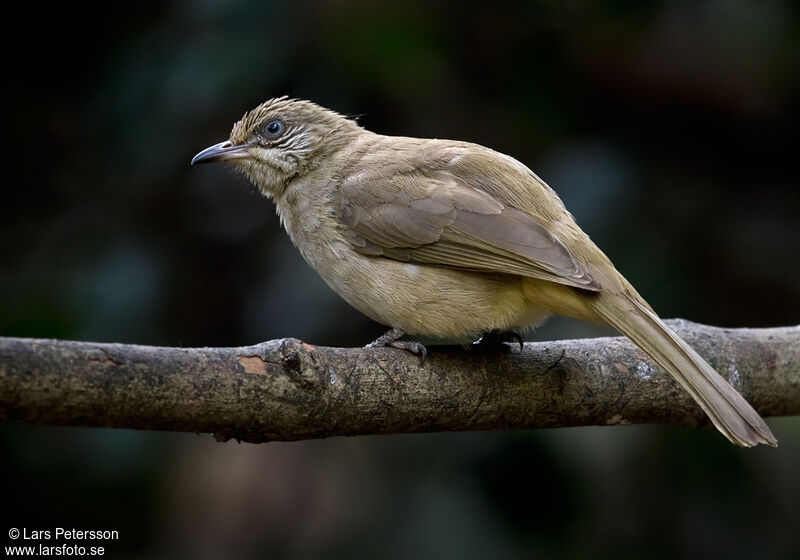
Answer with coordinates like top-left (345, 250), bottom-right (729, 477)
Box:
top-left (192, 97), bottom-right (776, 447)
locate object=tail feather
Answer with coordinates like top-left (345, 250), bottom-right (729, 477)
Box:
top-left (588, 293), bottom-right (777, 447)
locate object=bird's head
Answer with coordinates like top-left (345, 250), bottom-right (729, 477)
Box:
top-left (192, 97), bottom-right (361, 197)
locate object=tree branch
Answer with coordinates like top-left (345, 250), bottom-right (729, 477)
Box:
top-left (0, 320), bottom-right (798, 443)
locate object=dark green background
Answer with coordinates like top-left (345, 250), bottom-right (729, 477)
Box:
top-left (2, 1), bottom-right (799, 558)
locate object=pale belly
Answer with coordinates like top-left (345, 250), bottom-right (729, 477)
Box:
top-left (312, 241), bottom-right (551, 341)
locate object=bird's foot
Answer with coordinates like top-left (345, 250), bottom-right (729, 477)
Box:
top-left (475, 329), bottom-right (524, 352)
top-left (367, 328), bottom-right (427, 364)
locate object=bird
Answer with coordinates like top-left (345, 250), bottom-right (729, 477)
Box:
top-left (192, 96), bottom-right (776, 447)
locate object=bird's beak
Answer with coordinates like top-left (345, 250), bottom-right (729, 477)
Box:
top-left (191, 141), bottom-right (251, 165)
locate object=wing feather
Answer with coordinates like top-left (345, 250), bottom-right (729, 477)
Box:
top-left (336, 155), bottom-right (600, 290)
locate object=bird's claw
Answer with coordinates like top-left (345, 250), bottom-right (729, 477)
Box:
top-left (476, 329), bottom-right (524, 352)
top-left (388, 340), bottom-right (427, 364)
top-left (367, 328), bottom-right (427, 364)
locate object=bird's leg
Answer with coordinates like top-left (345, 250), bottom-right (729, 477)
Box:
top-left (367, 327), bottom-right (405, 347)
top-left (367, 328), bottom-right (427, 363)
top-left (475, 329), bottom-right (524, 352)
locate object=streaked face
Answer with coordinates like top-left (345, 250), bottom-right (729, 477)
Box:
top-left (192, 97), bottom-right (358, 197)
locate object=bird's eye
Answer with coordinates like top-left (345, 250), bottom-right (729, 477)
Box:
top-left (264, 119), bottom-right (284, 137)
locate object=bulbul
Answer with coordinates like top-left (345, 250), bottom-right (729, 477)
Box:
top-left (192, 96), bottom-right (776, 447)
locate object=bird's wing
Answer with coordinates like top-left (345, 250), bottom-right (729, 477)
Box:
top-left (336, 157), bottom-right (600, 291)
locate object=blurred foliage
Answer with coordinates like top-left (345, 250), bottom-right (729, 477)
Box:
top-left (1, 1), bottom-right (799, 558)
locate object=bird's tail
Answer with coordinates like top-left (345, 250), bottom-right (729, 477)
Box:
top-left (587, 292), bottom-right (777, 447)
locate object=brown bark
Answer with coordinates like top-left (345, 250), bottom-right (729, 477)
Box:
top-left (0, 321), bottom-right (798, 443)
